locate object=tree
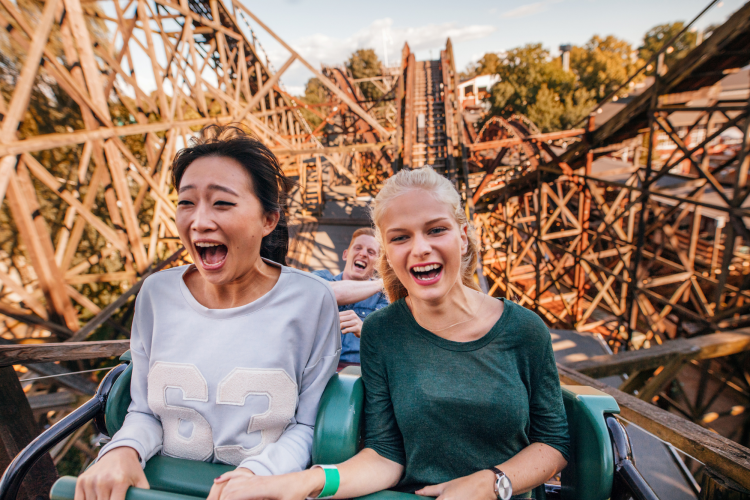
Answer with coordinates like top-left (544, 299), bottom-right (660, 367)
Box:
top-left (570, 35), bottom-right (642, 100)
top-left (298, 77), bottom-right (327, 128)
top-left (474, 35), bottom-right (642, 132)
top-left (485, 44), bottom-right (577, 132)
top-left (527, 84), bottom-right (564, 132)
top-left (461, 52), bottom-right (502, 79)
top-left (560, 87), bottom-right (597, 130)
top-left (346, 49), bottom-right (382, 102)
top-left (639, 22), bottom-right (697, 75)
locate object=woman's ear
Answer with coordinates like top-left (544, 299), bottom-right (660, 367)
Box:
top-left (460, 224), bottom-right (469, 255)
top-left (262, 210), bottom-right (281, 237)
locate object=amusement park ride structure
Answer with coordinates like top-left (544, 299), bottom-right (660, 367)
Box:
top-left (0, 0), bottom-right (750, 497)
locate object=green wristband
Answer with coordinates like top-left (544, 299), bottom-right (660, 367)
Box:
top-left (315, 465), bottom-right (340, 499)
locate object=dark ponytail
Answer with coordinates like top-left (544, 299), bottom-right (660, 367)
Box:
top-left (171, 124), bottom-right (294, 264)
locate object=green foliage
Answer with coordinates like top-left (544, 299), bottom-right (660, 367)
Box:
top-left (346, 48), bottom-right (382, 101)
top-left (461, 52), bottom-right (502, 79)
top-left (560, 87), bottom-right (597, 130)
top-left (476, 33), bottom-right (640, 132)
top-left (305, 77), bottom-right (327, 104)
top-left (299, 77), bottom-right (327, 128)
top-left (526, 84), bottom-right (564, 132)
top-left (570, 35), bottom-right (642, 100)
top-left (484, 43), bottom-right (587, 132)
top-left (639, 22), bottom-right (697, 75)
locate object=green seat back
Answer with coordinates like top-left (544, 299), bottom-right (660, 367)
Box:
top-left (312, 366), bottom-right (364, 465)
top-left (105, 351), bottom-right (133, 437)
top-left (560, 385), bottom-right (619, 500)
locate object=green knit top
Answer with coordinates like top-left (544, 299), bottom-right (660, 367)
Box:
top-left (360, 298), bottom-right (570, 493)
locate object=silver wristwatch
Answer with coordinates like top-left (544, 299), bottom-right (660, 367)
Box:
top-left (488, 467), bottom-right (512, 500)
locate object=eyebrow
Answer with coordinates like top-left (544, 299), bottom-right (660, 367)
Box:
top-left (385, 217), bottom-right (450, 234)
top-left (425, 217), bottom-right (450, 225)
top-left (178, 184), bottom-right (239, 196)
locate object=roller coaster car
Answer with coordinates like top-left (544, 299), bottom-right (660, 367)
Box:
top-left (0, 352), bottom-right (658, 500)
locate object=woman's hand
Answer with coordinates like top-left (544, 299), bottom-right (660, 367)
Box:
top-left (207, 468), bottom-right (325, 500)
top-left (74, 447), bottom-right (149, 500)
top-left (415, 470), bottom-right (496, 500)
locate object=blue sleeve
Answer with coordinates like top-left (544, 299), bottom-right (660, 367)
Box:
top-left (374, 292), bottom-right (389, 310)
top-left (311, 270), bottom-right (335, 281)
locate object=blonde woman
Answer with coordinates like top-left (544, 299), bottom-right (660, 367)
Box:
top-left (211, 167), bottom-right (569, 500)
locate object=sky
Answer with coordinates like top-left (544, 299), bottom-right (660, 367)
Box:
top-left (240, 0), bottom-right (745, 94)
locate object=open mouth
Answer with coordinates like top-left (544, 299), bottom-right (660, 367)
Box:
top-left (195, 241), bottom-right (228, 270)
top-left (353, 259), bottom-right (367, 270)
top-left (410, 263), bottom-right (443, 284)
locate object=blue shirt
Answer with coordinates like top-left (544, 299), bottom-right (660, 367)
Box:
top-left (312, 270), bottom-right (389, 363)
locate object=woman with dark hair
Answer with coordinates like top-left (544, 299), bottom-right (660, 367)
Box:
top-left (73, 125), bottom-right (341, 500)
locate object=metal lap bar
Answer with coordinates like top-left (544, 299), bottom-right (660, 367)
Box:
top-left (606, 415), bottom-right (660, 500)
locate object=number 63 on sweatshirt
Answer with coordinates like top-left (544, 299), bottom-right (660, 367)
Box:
top-left (98, 263), bottom-right (342, 476)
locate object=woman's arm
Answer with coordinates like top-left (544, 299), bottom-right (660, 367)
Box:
top-left (494, 443), bottom-right (567, 493)
top-left (329, 279), bottom-right (384, 306)
top-left (75, 295), bottom-right (160, 500)
top-left (415, 443), bottom-right (566, 499)
top-left (211, 448), bottom-right (403, 500)
top-left (233, 288), bottom-right (341, 475)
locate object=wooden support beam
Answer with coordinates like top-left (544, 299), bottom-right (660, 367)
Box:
top-left (0, 366), bottom-right (58, 500)
top-left (0, 0), bottom-right (60, 142)
top-left (152, 0), bottom-right (241, 40)
top-left (103, 141), bottom-right (149, 272)
top-left (21, 153), bottom-right (129, 254)
top-left (0, 304), bottom-right (74, 338)
top-left (0, 156), bottom-right (17, 209)
top-left (564, 330), bottom-right (750, 378)
top-left (6, 168), bottom-right (79, 330)
top-left (235, 55), bottom-right (296, 120)
top-left (62, 0), bottom-right (111, 123)
top-left (0, 116), bottom-right (232, 157)
top-left (23, 362), bottom-right (97, 395)
top-left (0, 340), bottom-right (130, 367)
top-left (232, 1), bottom-right (391, 139)
top-left (558, 364), bottom-right (750, 490)
top-left (402, 53), bottom-right (416, 168)
top-left (469, 129), bottom-right (585, 152)
top-left (65, 247), bottom-right (185, 342)
top-left (27, 392), bottom-right (77, 412)
top-left (272, 142), bottom-right (391, 157)
top-left (316, 155), bottom-right (323, 209)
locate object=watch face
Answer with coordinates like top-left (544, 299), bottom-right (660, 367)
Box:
top-left (495, 474), bottom-right (512, 500)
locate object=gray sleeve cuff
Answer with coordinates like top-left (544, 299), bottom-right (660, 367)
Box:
top-left (97, 440), bottom-right (149, 468)
top-left (237, 461), bottom-right (273, 476)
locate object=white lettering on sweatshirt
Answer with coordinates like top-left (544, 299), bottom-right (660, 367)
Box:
top-left (98, 263), bottom-right (341, 475)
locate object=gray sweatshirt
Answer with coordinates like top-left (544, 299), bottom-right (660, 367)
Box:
top-left (98, 263), bottom-right (341, 475)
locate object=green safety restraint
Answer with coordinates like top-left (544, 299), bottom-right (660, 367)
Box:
top-left (50, 353), bottom-right (619, 500)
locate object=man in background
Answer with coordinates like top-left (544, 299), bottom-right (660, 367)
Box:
top-left (314, 228), bottom-right (388, 368)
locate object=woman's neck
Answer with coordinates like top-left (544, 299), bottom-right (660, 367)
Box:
top-left (186, 257), bottom-right (281, 309)
top-left (407, 282), bottom-right (478, 333)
